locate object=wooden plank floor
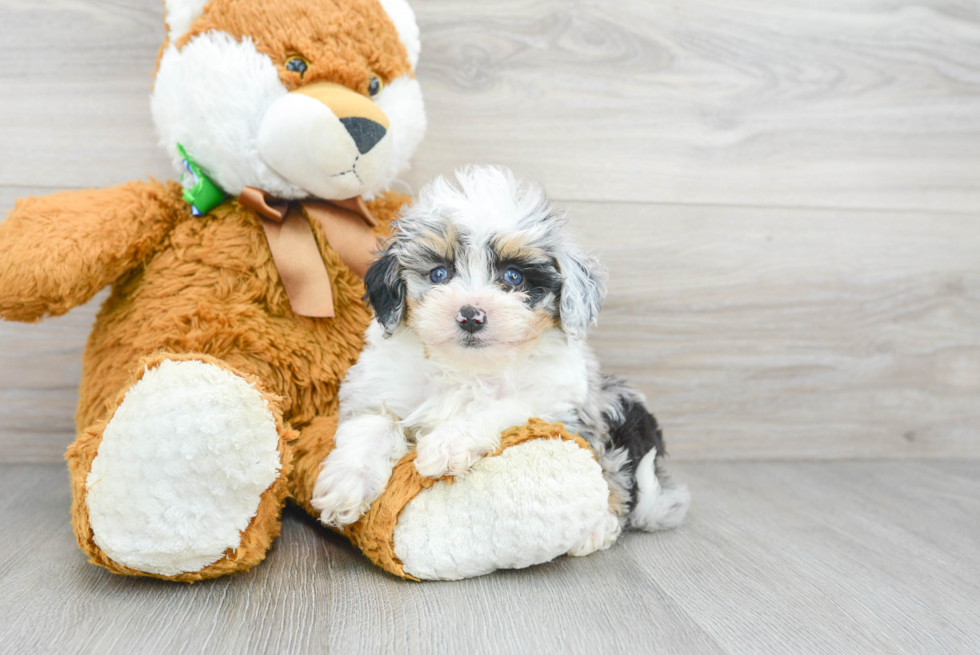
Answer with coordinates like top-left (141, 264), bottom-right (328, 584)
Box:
top-left (1, 461), bottom-right (978, 655)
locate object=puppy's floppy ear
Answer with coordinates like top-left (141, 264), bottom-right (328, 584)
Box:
top-left (557, 245), bottom-right (607, 340)
top-left (364, 245), bottom-right (406, 337)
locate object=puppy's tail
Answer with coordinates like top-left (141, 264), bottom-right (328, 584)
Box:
top-left (602, 377), bottom-right (690, 531)
top-left (630, 450), bottom-right (690, 531)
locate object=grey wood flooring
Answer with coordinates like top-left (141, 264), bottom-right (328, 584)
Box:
top-left (1, 461), bottom-right (977, 655)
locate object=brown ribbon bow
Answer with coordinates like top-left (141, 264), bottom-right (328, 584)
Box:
top-left (239, 186), bottom-right (381, 318)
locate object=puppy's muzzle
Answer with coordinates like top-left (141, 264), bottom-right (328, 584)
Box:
top-left (456, 305), bottom-right (487, 334)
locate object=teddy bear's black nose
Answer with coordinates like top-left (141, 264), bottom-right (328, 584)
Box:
top-left (339, 117), bottom-right (387, 154)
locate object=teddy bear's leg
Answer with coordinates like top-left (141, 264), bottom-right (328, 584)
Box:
top-left (565, 508), bottom-right (624, 558)
top-left (287, 418), bottom-right (619, 580)
top-left (391, 434), bottom-right (610, 580)
top-left (286, 413), bottom-right (340, 517)
top-left (65, 353), bottom-right (295, 582)
top-left (294, 420), bottom-right (607, 581)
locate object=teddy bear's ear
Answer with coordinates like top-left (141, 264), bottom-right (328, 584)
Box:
top-left (378, 0), bottom-right (421, 70)
top-left (163, 0), bottom-right (210, 44)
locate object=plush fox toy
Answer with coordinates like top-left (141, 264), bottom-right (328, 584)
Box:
top-left (0, 0), bottom-right (621, 581)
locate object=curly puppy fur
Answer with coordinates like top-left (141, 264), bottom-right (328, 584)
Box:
top-left (312, 166), bottom-right (689, 547)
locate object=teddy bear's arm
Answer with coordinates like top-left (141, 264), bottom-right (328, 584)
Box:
top-left (0, 180), bottom-right (186, 322)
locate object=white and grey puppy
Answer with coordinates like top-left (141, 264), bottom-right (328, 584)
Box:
top-left (311, 166), bottom-right (689, 554)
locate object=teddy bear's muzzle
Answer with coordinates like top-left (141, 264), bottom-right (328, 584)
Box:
top-left (256, 82), bottom-right (392, 200)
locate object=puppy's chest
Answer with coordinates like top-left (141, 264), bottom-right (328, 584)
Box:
top-left (397, 370), bottom-right (572, 432)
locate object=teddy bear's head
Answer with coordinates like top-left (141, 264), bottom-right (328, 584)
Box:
top-left (152, 0), bottom-right (425, 202)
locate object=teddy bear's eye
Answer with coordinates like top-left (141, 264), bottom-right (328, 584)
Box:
top-left (285, 56), bottom-right (309, 77)
top-left (368, 76), bottom-right (383, 97)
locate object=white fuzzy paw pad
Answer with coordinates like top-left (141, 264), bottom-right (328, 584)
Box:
top-left (85, 359), bottom-right (282, 576)
top-left (393, 438), bottom-right (610, 580)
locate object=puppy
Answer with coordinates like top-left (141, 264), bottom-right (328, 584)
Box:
top-left (311, 166), bottom-right (689, 555)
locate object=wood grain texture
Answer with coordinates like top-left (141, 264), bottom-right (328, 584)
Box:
top-left (1, 0), bottom-right (978, 209)
top-left (1, 1), bottom-right (979, 461)
top-left (411, 0), bottom-right (980, 212)
top-left (1, 461), bottom-right (978, 654)
top-left (3, 189), bottom-right (977, 461)
top-left (577, 201), bottom-right (980, 460)
top-left (634, 459), bottom-right (980, 654)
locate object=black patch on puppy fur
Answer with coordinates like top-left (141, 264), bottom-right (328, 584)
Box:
top-left (494, 257), bottom-right (562, 309)
top-left (486, 237), bottom-right (562, 313)
top-left (602, 377), bottom-right (665, 507)
top-left (364, 248), bottom-right (406, 335)
top-left (609, 401), bottom-right (665, 471)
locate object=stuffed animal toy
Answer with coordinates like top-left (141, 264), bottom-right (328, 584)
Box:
top-left (0, 0), bottom-right (682, 582)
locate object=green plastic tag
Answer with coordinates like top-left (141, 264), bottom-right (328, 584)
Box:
top-left (177, 143), bottom-right (226, 216)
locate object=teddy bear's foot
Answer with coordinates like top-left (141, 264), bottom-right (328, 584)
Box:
top-left (76, 356), bottom-right (290, 579)
top-left (391, 437), bottom-right (610, 580)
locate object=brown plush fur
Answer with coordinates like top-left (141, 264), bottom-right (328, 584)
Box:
top-left (0, 182), bottom-right (185, 322)
top-left (66, 352), bottom-right (297, 582)
top-left (0, 0), bottom-right (423, 580)
top-left (70, 184), bottom-right (404, 433)
top-left (343, 419), bottom-right (596, 580)
top-left (0, 176), bottom-right (408, 578)
top-left (171, 0), bottom-right (412, 93)
top-left (0, 0), bottom-right (594, 581)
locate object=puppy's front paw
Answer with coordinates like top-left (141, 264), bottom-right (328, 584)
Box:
top-left (311, 460), bottom-right (385, 528)
top-left (414, 425), bottom-right (487, 479)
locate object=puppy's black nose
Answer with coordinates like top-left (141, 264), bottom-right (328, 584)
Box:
top-left (339, 117), bottom-right (387, 154)
top-left (456, 305), bottom-right (487, 333)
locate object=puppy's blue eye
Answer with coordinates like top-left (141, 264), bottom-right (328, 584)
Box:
top-left (503, 268), bottom-right (523, 286)
top-left (429, 266), bottom-right (449, 284)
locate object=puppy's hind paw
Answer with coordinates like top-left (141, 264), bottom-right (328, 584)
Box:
top-left (567, 510), bottom-right (622, 558)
